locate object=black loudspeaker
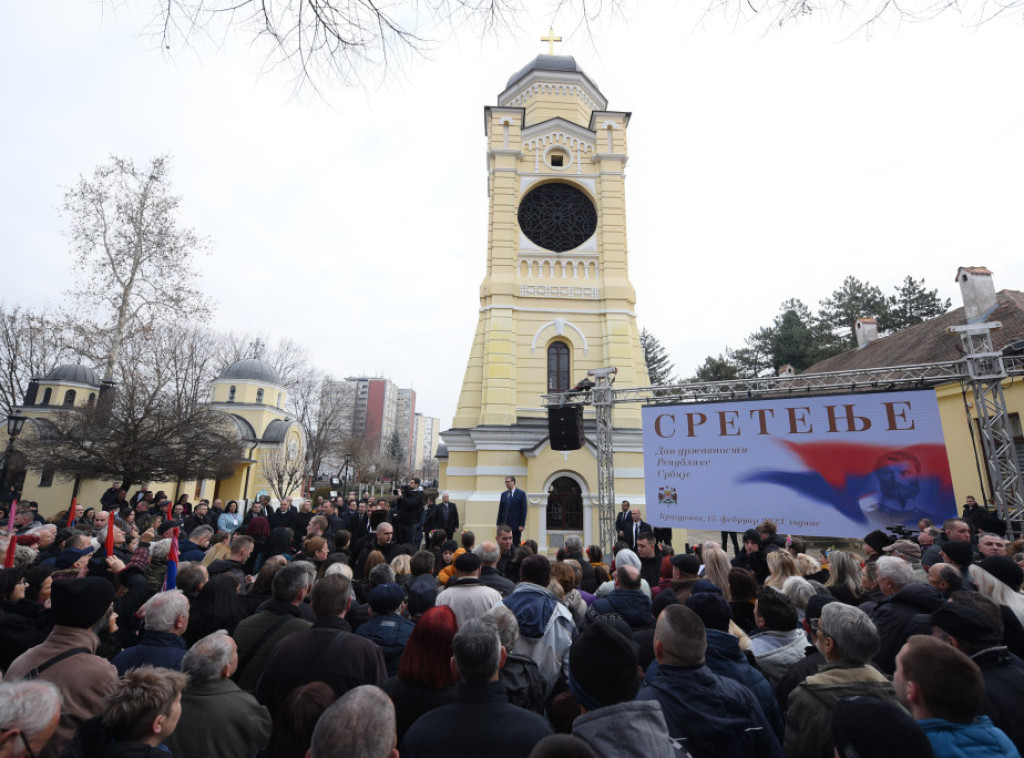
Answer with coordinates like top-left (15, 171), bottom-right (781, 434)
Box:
top-left (548, 405), bottom-right (585, 451)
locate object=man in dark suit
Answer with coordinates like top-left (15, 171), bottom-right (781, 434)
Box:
top-left (497, 475), bottom-right (527, 546)
top-left (615, 500), bottom-right (633, 543)
top-left (625, 507), bottom-right (652, 551)
top-left (427, 492), bottom-right (460, 540)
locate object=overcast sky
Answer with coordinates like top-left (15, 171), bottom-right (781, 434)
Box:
top-left (4, 3), bottom-right (1023, 428)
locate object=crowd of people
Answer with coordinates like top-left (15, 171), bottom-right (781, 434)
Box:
top-left (0, 483), bottom-right (1021, 758)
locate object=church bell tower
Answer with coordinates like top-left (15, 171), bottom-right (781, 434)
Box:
top-left (439, 50), bottom-right (650, 551)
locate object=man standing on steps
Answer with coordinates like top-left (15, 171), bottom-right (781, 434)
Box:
top-left (497, 475), bottom-right (527, 547)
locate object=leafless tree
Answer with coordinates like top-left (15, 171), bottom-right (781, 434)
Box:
top-left (289, 370), bottom-right (355, 481)
top-left (258, 444), bottom-right (306, 501)
top-left (0, 304), bottom-right (79, 419)
top-left (138, 0), bottom-right (623, 90)
top-left (62, 154), bottom-right (208, 381)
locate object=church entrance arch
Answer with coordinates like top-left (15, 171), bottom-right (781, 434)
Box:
top-left (546, 476), bottom-right (583, 531)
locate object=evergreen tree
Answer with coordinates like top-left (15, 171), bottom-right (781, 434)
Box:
top-left (881, 275), bottom-right (952, 332)
top-left (693, 354), bottom-right (739, 382)
top-left (640, 328), bottom-right (678, 386)
top-left (817, 276), bottom-right (887, 350)
top-left (770, 301), bottom-right (819, 371)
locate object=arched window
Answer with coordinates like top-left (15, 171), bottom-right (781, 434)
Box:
top-left (277, 393), bottom-right (283, 408)
top-left (228, 386), bottom-right (236, 402)
top-left (256, 388), bottom-right (264, 404)
top-left (547, 341), bottom-right (571, 392)
top-left (41, 388), bottom-right (52, 406)
top-left (63, 390), bottom-right (76, 407)
top-left (87, 393), bottom-right (96, 407)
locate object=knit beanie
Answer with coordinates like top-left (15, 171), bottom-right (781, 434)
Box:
top-left (568, 621), bottom-right (641, 710)
top-left (52, 577), bottom-right (115, 629)
top-left (742, 528), bottom-right (761, 545)
top-left (977, 556), bottom-right (1024, 591)
top-left (931, 603), bottom-right (1002, 647)
top-left (863, 530), bottom-right (893, 554)
top-left (685, 591), bottom-right (731, 632)
top-left (832, 696), bottom-right (934, 758)
top-left (940, 540), bottom-right (973, 569)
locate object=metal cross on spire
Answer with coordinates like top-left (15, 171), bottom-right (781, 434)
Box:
top-left (541, 28), bottom-right (562, 55)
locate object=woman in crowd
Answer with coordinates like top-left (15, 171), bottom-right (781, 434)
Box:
top-left (969, 556), bottom-right (1024, 656)
top-left (79, 507), bottom-right (96, 529)
top-left (185, 573), bottom-right (248, 645)
top-left (702, 547), bottom-right (733, 600)
top-left (218, 500), bottom-right (242, 533)
top-left (764, 550), bottom-right (800, 591)
top-left (257, 682), bottom-right (336, 758)
top-left (243, 556), bottom-right (289, 615)
top-left (825, 550), bottom-right (863, 606)
top-left (728, 568), bottom-right (758, 633)
top-left (551, 561), bottom-right (586, 628)
top-left (391, 554), bottom-right (413, 588)
top-left (857, 561), bottom-right (886, 615)
top-left (382, 605), bottom-right (459, 745)
top-left (299, 537), bottom-right (329, 575)
top-left (255, 527), bottom-right (293, 572)
top-left (245, 516), bottom-right (271, 574)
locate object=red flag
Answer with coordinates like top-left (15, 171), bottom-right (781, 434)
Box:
top-left (163, 526), bottom-right (180, 591)
top-left (166, 499), bottom-right (174, 522)
top-left (105, 510), bottom-right (115, 556)
top-left (4, 500), bottom-right (17, 569)
top-left (66, 497), bottom-right (77, 528)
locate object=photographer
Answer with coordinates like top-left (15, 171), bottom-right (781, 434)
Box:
top-left (395, 479), bottom-right (424, 547)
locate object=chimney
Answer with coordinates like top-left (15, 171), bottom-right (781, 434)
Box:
top-left (855, 318), bottom-right (879, 348)
top-left (777, 364), bottom-right (795, 377)
top-left (956, 266), bottom-right (997, 323)
top-left (22, 379), bottom-right (40, 407)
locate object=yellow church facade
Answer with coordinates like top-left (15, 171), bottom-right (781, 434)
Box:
top-left (4, 358), bottom-right (305, 517)
top-left (440, 54), bottom-right (658, 551)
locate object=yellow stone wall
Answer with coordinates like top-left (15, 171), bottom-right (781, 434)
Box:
top-left (936, 379), bottom-right (1024, 510)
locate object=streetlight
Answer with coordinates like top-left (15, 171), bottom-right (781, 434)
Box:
top-left (1, 412), bottom-right (27, 498)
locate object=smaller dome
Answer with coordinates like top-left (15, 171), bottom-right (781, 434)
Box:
top-left (506, 54), bottom-right (588, 89)
top-left (219, 359), bottom-right (281, 385)
top-left (262, 419), bottom-right (289, 443)
top-left (43, 364), bottom-right (100, 386)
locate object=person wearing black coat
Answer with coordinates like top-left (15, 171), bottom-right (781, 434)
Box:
top-left (268, 499), bottom-right (300, 532)
top-left (425, 494), bottom-right (460, 541)
top-left (395, 480), bottom-right (425, 547)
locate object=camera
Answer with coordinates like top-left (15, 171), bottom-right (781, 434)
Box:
top-left (887, 524), bottom-right (918, 539)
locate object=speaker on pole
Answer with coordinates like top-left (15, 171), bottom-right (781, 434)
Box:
top-left (548, 405), bottom-right (585, 451)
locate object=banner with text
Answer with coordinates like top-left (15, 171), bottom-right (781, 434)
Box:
top-left (641, 390), bottom-right (957, 537)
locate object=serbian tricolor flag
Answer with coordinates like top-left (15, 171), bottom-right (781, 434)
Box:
top-left (66, 498), bottom-right (77, 528)
top-left (4, 500), bottom-right (17, 568)
top-left (163, 527), bottom-right (180, 591)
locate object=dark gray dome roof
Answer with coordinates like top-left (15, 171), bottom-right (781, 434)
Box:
top-left (506, 55), bottom-right (588, 88)
top-left (220, 359), bottom-right (281, 385)
top-left (262, 419), bottom-right (288, 443)
top-left (43, 364), bottom-right (100, 386)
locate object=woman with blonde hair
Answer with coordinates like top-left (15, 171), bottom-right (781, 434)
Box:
top-left (764, 550), bottom-right (799, 590)
top-left (969, 556), bottom-right (1024, 630)
top-left (701, 546), bottom-right (733, 600)
top-left (825, 550), bottom-right (863, 606)
top-left (391, 553), bottom-right (413, 587)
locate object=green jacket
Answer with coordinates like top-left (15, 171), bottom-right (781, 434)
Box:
top-left (783, 661), bottom-right (902, 758)
top-left (231, 602), bottom-right (311, 691)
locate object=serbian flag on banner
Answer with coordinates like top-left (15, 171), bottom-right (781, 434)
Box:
top-left (66, 498), bottom-right (77, 528)
top-left (4, 501), bottom-right (17, 568)
top-left (163, 527), bottom-right (180, 591)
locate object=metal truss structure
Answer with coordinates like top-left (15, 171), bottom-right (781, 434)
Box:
top-left (546, 322), bottom-right (1024, 545)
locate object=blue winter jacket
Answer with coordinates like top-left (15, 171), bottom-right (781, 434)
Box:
top-left (919, 716), bottom-right (1021, 758)
top-left (637, 663), bottom-right (784, 758)
top-left (356, 613), bottom-right (415, 677)
top-left (588, 589), bottom-right (653, 629)
top-left (111, 630), bottom-right (188, 675)
top-left (646, 629), bottom-right (784, 740)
